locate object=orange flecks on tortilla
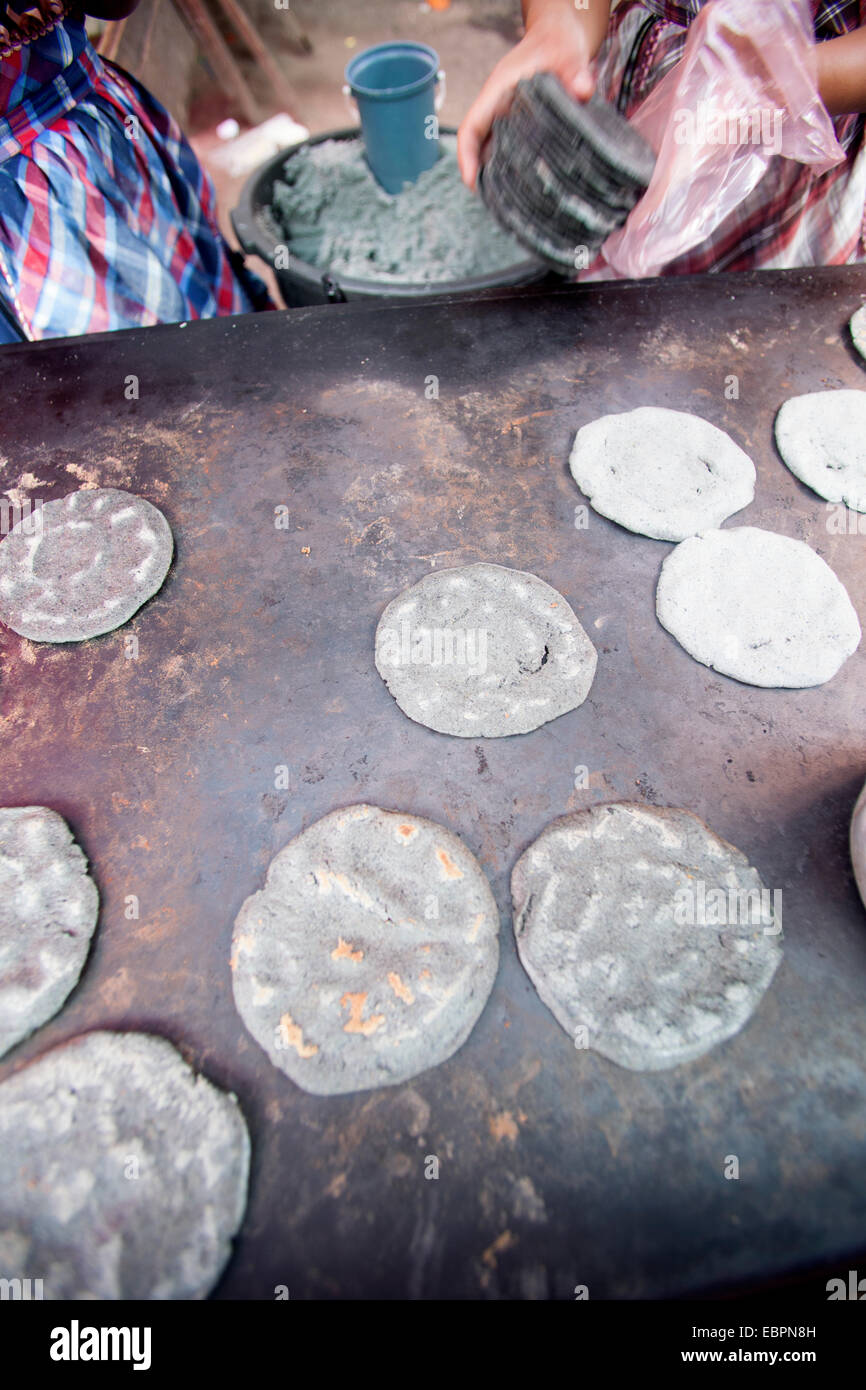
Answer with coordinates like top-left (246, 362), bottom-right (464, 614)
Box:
top-left (279, 1012), bottom-right (318, 1059)
top-left (331, 937), bottom-right (364, 963)
top-left (341, 991), bottom-right (385, 1036)
top-left (436, 846), bottom-right (464, 879)
top-left (467, 912), bottom-right (485, 941)
top-left (387, 972), bottom-right (415, 1005)
top-left (230, 933), bottom-right (254, 971)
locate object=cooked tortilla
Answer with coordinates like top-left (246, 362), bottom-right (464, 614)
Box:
top-left (0, 1031), bottom-right (250, 1299)
top-left (512, 802), bottom-right (783, 1071)
top-left (0, 487), bottom-right (173, 641)
top-left (232, 804), bottom-right (499, 1095)
top-left (374, 562), bottom-right (597, 737)
top-left (0, 806), bottom-right (99, 1058)
top-left (570, 407), bottom-right (756, 541)
top-left (775, 389), bottom-right (866, 513)
top-left (656, 527), bottom-right (861, 687)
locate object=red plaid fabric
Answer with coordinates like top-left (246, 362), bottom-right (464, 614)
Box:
top-left (634, 1), bottom-right (860, 38)
top-left (0, 16), bottom-right (265, 341)
top-left (592, 0), bottom-right (866, 273)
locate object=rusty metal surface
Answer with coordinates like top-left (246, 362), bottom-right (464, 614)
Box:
top-left (1, 267), bottom-right (865, 1300)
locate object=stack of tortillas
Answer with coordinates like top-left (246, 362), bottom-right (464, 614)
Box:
top-left (479, 77), bottom-right (656, 272)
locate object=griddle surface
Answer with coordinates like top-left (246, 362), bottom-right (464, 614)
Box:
top-left (1, 268), bottom-right (865, 1299)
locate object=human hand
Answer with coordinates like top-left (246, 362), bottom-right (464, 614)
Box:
top-left (457, 1), bottom-right (604, 190)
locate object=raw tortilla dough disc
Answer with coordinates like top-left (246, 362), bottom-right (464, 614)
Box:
top-left (512, 802), bottom-right (783, 1071)
top-left (0, 487), bottom-right (173, 642)
top-left (656, 526), bottom-right (861, 688)
top-left (0, 806), bottom-right (99, 1058)
top-left (231, 804), bottom-right (499, 1095)
top-left (0, 1031), bottom-right (250, 1299)
top-left (774, 390), bottom-right (866, 513)
top-left (851, 778), bottom-right (866, 913)
top-left (374, 562), bottom-right (597, 737)
top-left (569, 407), bottom-right (756, 541)
top-left (850, 304), bottom-right (866, 361)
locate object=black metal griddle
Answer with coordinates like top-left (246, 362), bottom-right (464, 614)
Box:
top-left (1, 267), bottom-right (865, 1300)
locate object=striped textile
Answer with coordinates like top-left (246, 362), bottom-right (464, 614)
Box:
top-left (0, 16), bottom-right (265, 341)
top-left (589, 0), bottom-right (866, 274)
top-left (634, 0), bottom-right (860, 37)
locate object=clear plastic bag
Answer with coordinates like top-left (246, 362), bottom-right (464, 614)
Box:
top-left (598, 0), bottom-right (845, 278)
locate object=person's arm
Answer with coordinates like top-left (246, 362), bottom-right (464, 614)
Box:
top-left (457, 0), bottom-right (613, 190)
top-left (523, 0), bottom-right (611, 57)
top-left (816, 27), bottom-right (866, 117)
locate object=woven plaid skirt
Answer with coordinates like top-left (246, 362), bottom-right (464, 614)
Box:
top-left (0, 16), bottom-right (263, 341)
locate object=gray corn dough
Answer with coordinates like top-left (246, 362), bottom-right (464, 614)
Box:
top-left (269, 135), bottom-right (527, 284)
top-left (0, 487), bottom-right (173, 642)
top-left (0, 1031), bottom-right (250, 1299)
top-left (851, 778), bottom-right (866, 913)
top-left (512, 802), bottom-right (783, 1071)
top-left (774, 390), bottom-right (866, 513)
top-left (656, 526), bottom-right (861, 688)
top-left (569, 407), bottom-right (756, 541)
top-left (232, 804), bottom-right (499, 1095)
top-left (0, 807), bottom-right (99, 1059)
top-left (850, 304), bottom-right (866, 361)
top-left (374, 562), bottom-right (597, 737)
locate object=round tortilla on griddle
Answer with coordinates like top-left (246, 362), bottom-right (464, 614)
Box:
top-left (512, 802), bottom-right (783, 1071)
top-left (0, 487), bottom-right (173, 642)
top-left (0, 1031), bottom-right (250, 1299)
top-left (569, 407), bottom-right (756, 541)
top-left (774, 389), bottom-right (866, 513)
top-left (0, 806), bottom-right (99, 1059)
top-left (850, 304), bottom-right (866, 361)
top-left (231, 803), bottom-right (499, 1095)
top-left (374, 562), bottom-right (597, 737)
top-left (656, 527), bottom-right (861, 688)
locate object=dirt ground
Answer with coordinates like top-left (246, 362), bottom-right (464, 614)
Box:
top-left (190, 0), bottom-right (521, 135)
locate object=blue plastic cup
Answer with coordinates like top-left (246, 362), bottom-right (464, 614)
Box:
top-left (344, 41), bottom-right (443, 194)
